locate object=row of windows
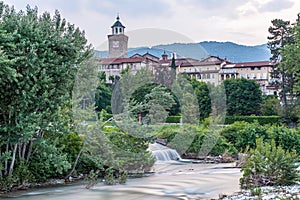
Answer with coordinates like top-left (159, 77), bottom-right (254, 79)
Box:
top-left (240, 67), bottom-right (267, 71)
top-left (99, 64), bottom-right (138, 70)
top-left (183, 67), bottom-right (218, 72)
top-left (192, 73), bottom-right (215, 80)
top-left (240, 73), bottom-right (268, 79)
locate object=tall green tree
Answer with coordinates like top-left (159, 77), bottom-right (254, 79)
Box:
top-left (223, 78), bottom-right (262, 116)
top-left (95, 72), bottom-right (112, 113)
top-left (267, 18), bottom-right (295, 122)
top-left (279, 14), bottom-right (300, 122)
top-left (189, 78), bottom-right (211, 120)
top-left (0, 3), bottom-right (92, 183)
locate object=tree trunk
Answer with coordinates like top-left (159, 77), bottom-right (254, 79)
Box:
top-left (65, 143), bottom-right (84, 179)
top-left (8, 143), bottom-right (18, 179)
top-left (22, 142), bottom-right (27, 160)
top-left (4, 143), bottom-right (9, 175)
top-left (26, 140), bottom-right (33, 163)
top-left (18, 142), bottom-right (22, 160)
top-left (0, 149), bottom-right (2, 178)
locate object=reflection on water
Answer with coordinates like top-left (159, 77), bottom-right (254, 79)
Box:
top-left (1, 162), bottom-right (242, 200)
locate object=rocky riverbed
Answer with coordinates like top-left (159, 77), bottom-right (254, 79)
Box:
top-left (220, 185), bottom-right (300, 200)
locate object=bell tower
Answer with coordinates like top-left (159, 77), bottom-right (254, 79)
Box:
top-left (108, 15), bottom-right (128, 58)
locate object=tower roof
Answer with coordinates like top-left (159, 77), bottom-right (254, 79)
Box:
top-left (111, 15), bottom-right (125, 28)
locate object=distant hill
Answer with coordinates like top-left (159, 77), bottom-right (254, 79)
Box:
top-left (94, 41), bottom-right (271, 63)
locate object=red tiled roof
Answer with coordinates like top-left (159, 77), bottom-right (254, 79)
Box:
top-left (98, 57), bottom-right (144, 65)
top-left (234, 61), bottom-right (274, 67)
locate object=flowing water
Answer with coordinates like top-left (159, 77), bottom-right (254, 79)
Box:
top-left (1, 144), bottom-right (242, 200)
top-left (148, 143), bottom-right (182, 161)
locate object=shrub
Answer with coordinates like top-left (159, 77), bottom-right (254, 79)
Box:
top-left (221, 121), bottom-right (268, 152)
top-left (225, 116), bottom-right (280, 125)
top-left (267, 125), bottom-right (300, 154)
top-left (156, 124), bottom-right (236, 156)
top-left (240, 138), bottom-right (299, 189)
top-left (166, 116), bottom-right (182, 123)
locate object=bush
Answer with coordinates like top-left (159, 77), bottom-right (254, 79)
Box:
top-left (267, 125), bottom-right (300, 154)
top-left (225, 116), bottom-right (280, 125)
top-left (221, 122), bottom-right (300, 155)
top-left (155, 124), bottom-right (236, 156)
top-left (165, 116), bottom-right (181, 123)
top-left (240, 138), bottom-right (299, 189)
top-left (221, 121), bottom-right (268, 152)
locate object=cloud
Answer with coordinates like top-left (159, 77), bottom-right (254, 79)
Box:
top-left (84, 0), bottom-right (171, 19)
top-left (177, 0), bottom-right (253, 19)
top-left (258, 0), bottom-right (295, 13)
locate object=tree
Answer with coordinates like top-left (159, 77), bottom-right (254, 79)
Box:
top-left (223, 78), bottom-right (262, 116)
top-left (0, 3), bottom-right (92, 184)
top-left (267, 18), bottom-right (295, 123)
top-left (278, 14), bottom-right (300, 122)
top-left (189, 78), bottom-right (211, 120)
top-left (260, 95), bottom-right (280, 116)
top-left (95, 72), bottom-right (112, 113)
top-left (131, 83), bottom-right (180, 116)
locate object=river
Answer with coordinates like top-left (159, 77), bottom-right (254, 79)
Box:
top-left (1, 162), bottom-right (242, 200)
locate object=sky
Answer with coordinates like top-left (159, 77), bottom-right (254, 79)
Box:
top-left (4, 0), bottom-right (300, 50)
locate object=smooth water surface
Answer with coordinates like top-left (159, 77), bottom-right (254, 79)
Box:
top-left (1, 162), bottom-right (242, 200)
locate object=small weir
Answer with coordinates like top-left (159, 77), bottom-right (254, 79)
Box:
top-left (148, 143), bottom-right (181, 161)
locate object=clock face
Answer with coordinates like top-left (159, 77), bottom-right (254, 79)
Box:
top-left (112, 41), bottom-right (119, 48)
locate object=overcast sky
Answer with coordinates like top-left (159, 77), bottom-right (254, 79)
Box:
top-left (5, 0), bottom-right (300, 50)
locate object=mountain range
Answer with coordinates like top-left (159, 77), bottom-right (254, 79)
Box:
top-left (94, 41), bottom-right (272, 63)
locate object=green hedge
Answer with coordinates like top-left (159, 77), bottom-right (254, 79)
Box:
top-left (166, 116), bottom-right (182, 123)
top-left (224, 115), bottom-right (280, 125)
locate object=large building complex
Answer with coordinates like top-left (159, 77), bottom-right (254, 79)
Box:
top-left (98, 16), bottom-right (277, 95)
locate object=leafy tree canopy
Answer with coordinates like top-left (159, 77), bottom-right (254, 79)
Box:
top-left (223, 78), bottom-right (262, 116)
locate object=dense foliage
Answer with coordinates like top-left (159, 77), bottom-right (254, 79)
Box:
top-left (240, 139), bottom-right (299, 189)
top-left (221, 121), bottom-right (300, 154)
top-left (189, 78), bottom-right (212, 121)
top-left (223, 78), bottom-right (262, 116)
top-left (131, 83), bottom-right (180, 116)
top-left (155, 124), bottom-right (237, 156)
top-left (268, 15), bottom-right (300, 124)
top-left (224, 115), bottom-right (280, 125)
top-left (0, 3), bottom-right (92, 188)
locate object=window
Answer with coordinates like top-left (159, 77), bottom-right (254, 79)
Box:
top-left (207, 74), bottom-right (210, 79)
top-left (257, 73), bottom-right (261, 79)
top-left (119, 27), bottom-right (122, 33)
top-left (212, 74), bottom-right (215, 79)
top-left (263, 73), bottom-right (267, 79)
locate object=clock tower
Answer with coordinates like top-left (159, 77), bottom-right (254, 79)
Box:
top-left (108, 15), bottom-right (128, 58)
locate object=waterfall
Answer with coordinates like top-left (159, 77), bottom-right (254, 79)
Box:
top-left (148, 143), bottom-right (181, 161)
